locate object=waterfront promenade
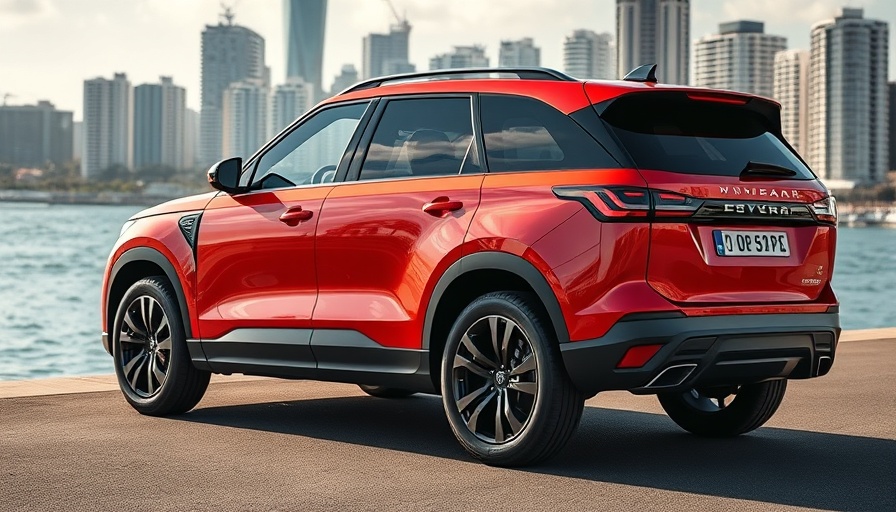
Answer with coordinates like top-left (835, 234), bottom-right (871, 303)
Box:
top-left (2, 329), bottom-right (894, 511)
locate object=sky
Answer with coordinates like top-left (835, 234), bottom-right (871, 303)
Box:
top-left (0, 0), bottom-right (893, 120)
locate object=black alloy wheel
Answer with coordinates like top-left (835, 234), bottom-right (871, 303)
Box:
top-left (441, 291), bottom-right (584, 466)
top-left (113, 277), bottom-right (210, 416)
top-left (658, 380), bottom-right (788, 437)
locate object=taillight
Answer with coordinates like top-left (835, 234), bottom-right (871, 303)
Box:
top-left (553, 186), bottom-right (701, 221)
top-left (809, 196), bottom-right (838, 225)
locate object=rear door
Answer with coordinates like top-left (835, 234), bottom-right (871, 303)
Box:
top-left (596, 91), bottom-right (836, 305)
top-left (313, 96), bottom-right (484, 352)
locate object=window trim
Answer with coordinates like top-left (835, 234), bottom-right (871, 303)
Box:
top-left (239, 98), bottom-right (376, 191)
top-left (344, 93), bottom-right (479, 183)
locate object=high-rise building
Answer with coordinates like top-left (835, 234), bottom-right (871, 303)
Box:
top-left (499, 38), bottom-right (541, 67)
top-left (134, 76), bottom-right (187, 170)
top-left (331, 64), bottom-right (360, 95)
top-left (563, 30), bottom-right (615, 79)
top-left (271, 79), bottom-right (314, 135)
top-left (284, 0), bottom-right (327, 98)
top-left (363, 20), bottom-right (414, 79)
top-left (200, 11), bottom-right (266, 165)
top-left (0, 101), bottom-right (73, 168)
top-left (82, 73), bottom-right (132, 178)
top-left (774, 50), bottom-right (809, 154)
top-left (73, 121), bottom-right (82, 162)
top-left (221, 80), bottom-right (269, 161)
top-left (616, 0), bottom-right (689, 84)
top-left (184, 108), bottom-right (199, 171)
top-left (429, 46), bottom-right (489, 70)
top-left (694, 21), bottom-right (786, 98)
top-left (807, 8), bottom-right (889, 185)
top-left (889, 82), bottom-right (896, 171)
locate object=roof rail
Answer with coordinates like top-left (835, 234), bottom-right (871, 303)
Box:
top-left (339, 67), bottom-right (578, 95)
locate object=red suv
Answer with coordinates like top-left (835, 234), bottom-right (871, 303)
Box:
top-left (102, 66), bottom-right (840, 466)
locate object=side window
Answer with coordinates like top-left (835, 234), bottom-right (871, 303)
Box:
top-left (480, 95), bottom-right (618, 172)
top-left (359, 97), bottom-right (475, 181)
top-left (251, 102), bottom-right (369, 189)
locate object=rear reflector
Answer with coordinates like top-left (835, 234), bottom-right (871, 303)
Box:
top-left (617, 344), bottom-right (664, 369)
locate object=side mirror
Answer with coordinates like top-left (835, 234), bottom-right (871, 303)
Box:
top-left (207, 157), bottom-right (245, 194)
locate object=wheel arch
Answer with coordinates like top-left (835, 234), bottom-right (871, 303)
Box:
top-left (106, 247), bottom-right (193, 346)
top-left (423, 251), bottom-right (569, 390)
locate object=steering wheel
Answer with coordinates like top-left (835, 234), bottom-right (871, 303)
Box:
top-left (311, 165), bottom-right (337, 184)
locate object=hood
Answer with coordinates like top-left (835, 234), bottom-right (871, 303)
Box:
top-left (130, 191), bottom-right (219, 220)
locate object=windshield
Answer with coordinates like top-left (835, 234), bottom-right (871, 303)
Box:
top-left (600, 93), bottom-right (815, 179)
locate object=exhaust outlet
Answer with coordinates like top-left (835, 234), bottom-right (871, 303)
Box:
top-left (644, 363), bottom-right (698, 389)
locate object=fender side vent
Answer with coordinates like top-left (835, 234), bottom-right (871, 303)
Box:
top-left (178, 213), bottom-right (202, 251)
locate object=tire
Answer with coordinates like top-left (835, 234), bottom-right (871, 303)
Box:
top-left (440, 291), bottom-right (584, 467)
top-left (658, 379), bottom-right (787, 437)
top-left (358, 384), bottom-right (416, 398)
top-left (112, 276), bottom-right (210, 416)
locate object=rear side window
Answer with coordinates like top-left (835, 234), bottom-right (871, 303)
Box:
top-left (601, 94), bottom-right (815, 179)
top-left (480, 95), bottom-right (619, 172)
top-left (359, 97), bottom-right (477, 180)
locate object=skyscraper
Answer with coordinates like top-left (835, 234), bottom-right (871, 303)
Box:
top-left (890, 82), bottom-right (896, 171)
top-left (200, 11), bottom-right (266, 165)
top-left (774, 50), bottom-right (809, 154)
top-left (331, 64), bottom-right (360, 95)
top-left (0, 101), bottom-right (73, 169)
top-left (563, 30), bottom-right (615, 79)
top-left (271, 79), bottom-right (314, 135)
top-left (221, 80), bottom-right (269, 161)
top-left (134, 76), bottom-right (187, 170)
top-left (807, 8), bottom-right (889, 185)
top-left (363, 20), bottom-right (414, 79)
top-left (616, 0), bottom-right (689, 84)
top-left (694, 21), bottom-right (786, 98)
top-left (429, 46), bottom-right (489, 70)
top-left (499, 38), bottom-right (541, 67)
top-left (82, 73), bottom-right (132, 178)
top-left (284, 0), bottom-right (327, 98)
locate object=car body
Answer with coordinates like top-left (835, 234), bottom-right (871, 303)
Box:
top-left (102, 66), bottom-right (840, 466)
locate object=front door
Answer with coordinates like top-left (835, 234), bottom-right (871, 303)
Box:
top-left (195, 101), bottom-right (371, 370)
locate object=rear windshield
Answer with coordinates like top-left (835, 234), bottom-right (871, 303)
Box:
top-left (600, 94), bottom-right (815, 179)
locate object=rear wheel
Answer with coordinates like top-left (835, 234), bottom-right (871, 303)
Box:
top-left (441, 291), bottom-right (584, 466)
top-left (357, 384), bottom-right (416, 398)
top-left (113, 277), bottom-right (210, 416)
top-left (658, 380), bottom-right (787, 437)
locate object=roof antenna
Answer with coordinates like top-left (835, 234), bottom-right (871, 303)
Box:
top-left (220, 3), bottom-right (235, 25)
top-left (623, 64), bottom-right (658, 83)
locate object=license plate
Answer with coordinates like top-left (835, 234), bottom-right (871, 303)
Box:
top-left (713, 230), bottom-right (790, 257)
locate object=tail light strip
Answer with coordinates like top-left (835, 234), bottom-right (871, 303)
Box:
top-left (553, 186), bottom-right (838, 225)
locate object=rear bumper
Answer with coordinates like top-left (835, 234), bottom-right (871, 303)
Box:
top-left (560, 312), bottom-right (840, 396)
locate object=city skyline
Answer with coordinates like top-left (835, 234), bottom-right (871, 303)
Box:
top-left (2, 0), bottom-right (894, 119)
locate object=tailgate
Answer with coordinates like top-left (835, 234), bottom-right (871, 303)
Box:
top-left (594, 90), bottom-right (838, 305)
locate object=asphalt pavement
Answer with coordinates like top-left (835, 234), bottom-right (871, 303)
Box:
top-left (2, 338), bottom-right (894, 511)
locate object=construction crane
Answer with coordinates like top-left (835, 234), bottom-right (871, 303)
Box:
top-left (382, 0), bottom-right (406, 24)
top-left (220, 1), bottom-right (240, 25)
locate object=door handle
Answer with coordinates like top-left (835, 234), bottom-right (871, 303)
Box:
top-left (279, 206), bottom-right (313, 226)
top-left (423, 196), bottom-right (464, 217)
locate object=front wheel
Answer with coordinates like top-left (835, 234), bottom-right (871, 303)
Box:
top-left (113, 277), bottom-right (210, 416)
top-left (441, 291), bottom-right (584, 467)
top-left (658, 380), bottom-right (787, 437)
